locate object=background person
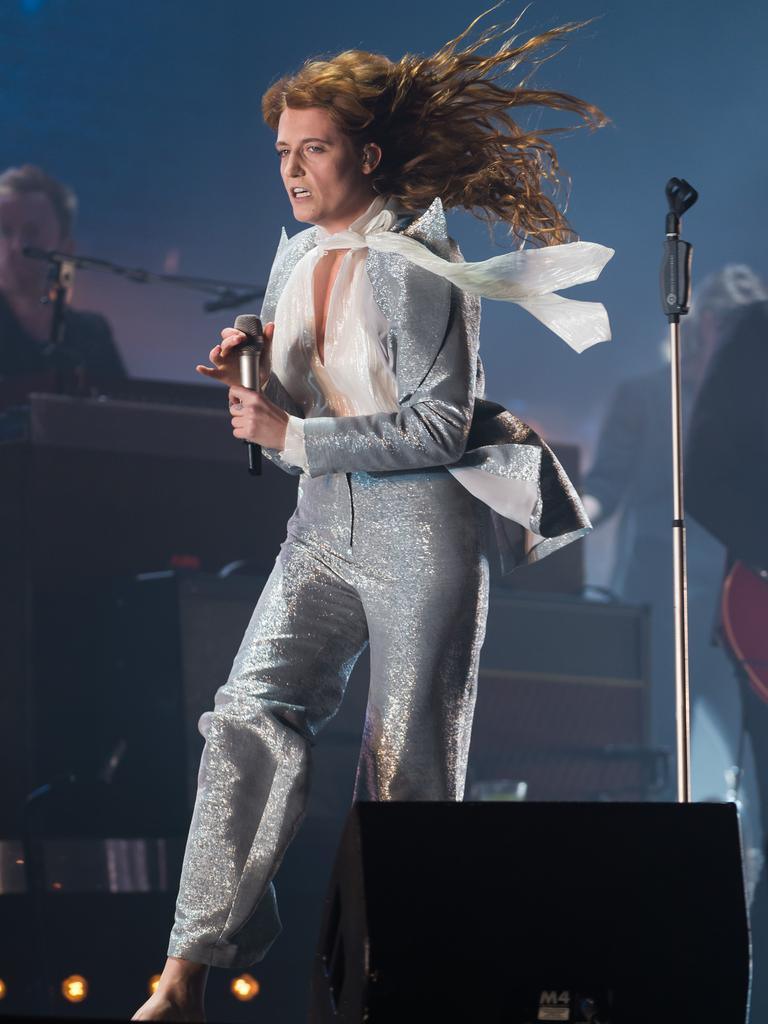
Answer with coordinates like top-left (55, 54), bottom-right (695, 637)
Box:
top-left (685, 296), bottom-right (768, 1022)
top-left (0, 163), bottom-right (125, 383)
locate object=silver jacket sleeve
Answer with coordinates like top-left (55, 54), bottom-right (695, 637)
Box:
top-left (260, 371), bottom-right (304, 476)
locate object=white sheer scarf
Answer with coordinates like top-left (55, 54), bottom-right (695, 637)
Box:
top-left (319, 194), bottom-right (614, 352)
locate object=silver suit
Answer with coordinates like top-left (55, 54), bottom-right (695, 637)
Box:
top-left (167, 198), bottom-right (590, 968)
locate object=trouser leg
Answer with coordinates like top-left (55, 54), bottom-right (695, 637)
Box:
top-left (351, 473), bottom-right (491, 802)
top-left (167, 539), bottom-right (368, 968)
top-left (355, 556), bottom-right (489, 801)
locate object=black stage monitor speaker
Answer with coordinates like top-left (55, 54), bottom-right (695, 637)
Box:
top-left (310, 802), bottom-right (750, 1024)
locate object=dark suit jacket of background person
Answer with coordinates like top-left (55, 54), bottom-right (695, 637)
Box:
top-left (685, 300), bottom-right (768, 571)
top-left (0, 292), bottom-right (126, 381)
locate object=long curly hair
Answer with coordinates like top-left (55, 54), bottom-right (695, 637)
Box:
top-left (261, 6), bottom-right (607, 246)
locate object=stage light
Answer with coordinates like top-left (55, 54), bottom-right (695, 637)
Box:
top-left (0, 979), bottom-right (6, 999)
top-left (230, 974), bottom-right (260, 1001)
top-left (61, 975), bottom-right (88, 1002)
top-left (149, 974), bottom-right (162, 994)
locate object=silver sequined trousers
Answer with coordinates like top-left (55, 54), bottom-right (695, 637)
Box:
top-left (167, 466), bottom-right (490, 968)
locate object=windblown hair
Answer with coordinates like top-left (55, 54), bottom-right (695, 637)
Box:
top-left (262, 6), bottom-right (607, 246)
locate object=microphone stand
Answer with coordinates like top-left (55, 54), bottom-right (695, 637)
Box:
top-left (44, 253), bottom-right (75, 349)
top-left (22, 246), bottom-right (264, 313)
top-left (660, 177), bottom-right (698, 802)
top-left (37, 252), bottom-right (88, 392)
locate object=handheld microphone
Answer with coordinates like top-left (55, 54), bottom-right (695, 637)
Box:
top-left (233, 313), bottom-right (265, 476)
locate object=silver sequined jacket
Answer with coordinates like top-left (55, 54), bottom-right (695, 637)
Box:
top-left (258, 197), bottom-right (591, 573)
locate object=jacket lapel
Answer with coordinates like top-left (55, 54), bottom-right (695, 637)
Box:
top-left (365, 197), bottom-right (453, 401)
top-left (259, 225), bottom-right (317, 325)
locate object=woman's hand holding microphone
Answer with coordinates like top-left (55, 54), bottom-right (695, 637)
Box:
top-left (195, 320), bottom-right (289, 451)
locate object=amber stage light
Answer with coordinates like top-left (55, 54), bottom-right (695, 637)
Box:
top-left (61, 975), bottom-right (88, 1003)
top-left (230, 973), bottom-right (260, 1001)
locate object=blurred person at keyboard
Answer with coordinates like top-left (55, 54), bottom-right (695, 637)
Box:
top-left (0, 164), bottom-right (125, 385)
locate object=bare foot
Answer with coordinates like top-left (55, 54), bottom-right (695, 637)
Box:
top-left (131, 990), bottom-right (205, 1022)
top-left (131, 956), bottom-right (209, 1022)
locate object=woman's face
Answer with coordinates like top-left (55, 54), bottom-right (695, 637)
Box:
top-left (275, 106), bottom-right (379, 232)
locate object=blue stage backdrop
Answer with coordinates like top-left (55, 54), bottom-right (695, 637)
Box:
top-left (2, 0), bottom-right (765, 446)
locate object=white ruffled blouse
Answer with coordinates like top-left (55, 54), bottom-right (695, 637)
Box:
top-left (272, 195), bottom-right (402, 470)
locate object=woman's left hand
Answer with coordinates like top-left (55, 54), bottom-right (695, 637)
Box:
top-left (228, 384), bottom-right (289, 450)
